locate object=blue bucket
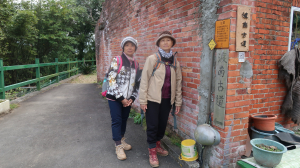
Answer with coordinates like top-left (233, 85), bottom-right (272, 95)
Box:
top-left (275, 126), bottom-right (295, 134)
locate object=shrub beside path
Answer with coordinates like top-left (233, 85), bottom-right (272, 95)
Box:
top-left (68, 72), bottom-right (97, 84)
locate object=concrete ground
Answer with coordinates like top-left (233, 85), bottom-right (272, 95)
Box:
top-left (0, 84), bottom-right (181, 168)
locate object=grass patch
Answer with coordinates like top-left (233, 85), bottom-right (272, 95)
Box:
top-left (165, 129), bottom-right (182, 147)
top-left (170, 136), bottom-right (182, 147)
top-left (98, 80), bottom-right (103, 87)
top-left (10, 103), bottom-right (19, 110)
top-left (69, 72), bottom-right (97, 84)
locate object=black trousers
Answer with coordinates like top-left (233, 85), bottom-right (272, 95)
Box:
top-left (146, 98), bottom-right (172, 145)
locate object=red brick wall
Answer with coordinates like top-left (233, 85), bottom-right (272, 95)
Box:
top-left (209, 1), bottom-right (256, 167)
top-left (208, 0), bottom-right (300, 167)
top-left (96, 0), bottom-right (202, 139)
top-left (254, 0), bottom-right (300, 128)
top-left (96, 0), bottom-right (300, 167)
top-left (293, 0), bottom-right (299, 6)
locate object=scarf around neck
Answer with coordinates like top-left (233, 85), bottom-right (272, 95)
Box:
top-left (123, 52), bottom-right (134, 61)
top-left (158, 47), bottom-right (173, 59)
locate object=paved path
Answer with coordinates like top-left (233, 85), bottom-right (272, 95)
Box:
top-left (0, 84), bottom-right (181, 168)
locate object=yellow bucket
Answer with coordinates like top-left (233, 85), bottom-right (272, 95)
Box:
top-left (179, 139), bottom-right (198, 161)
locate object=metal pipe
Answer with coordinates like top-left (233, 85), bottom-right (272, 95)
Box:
top-left (206, 48), bottom-right (216, 125)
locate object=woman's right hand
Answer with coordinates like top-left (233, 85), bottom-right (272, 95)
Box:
top-left (121, 99), bottom-right (129, 106)
top-left (140, 104), bottom-right (147, 113)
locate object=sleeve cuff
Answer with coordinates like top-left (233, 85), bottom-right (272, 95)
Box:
top-left (117, 96), bottom-right (125, 102)
top-left (129, 96), bottom-right (136, 102)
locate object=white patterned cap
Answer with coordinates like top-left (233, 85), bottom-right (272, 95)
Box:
top-left (121, 37), bottom-right (138, 51)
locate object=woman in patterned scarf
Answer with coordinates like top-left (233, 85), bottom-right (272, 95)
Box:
top-left (139, 31), bottom-right (182, 167)
top-left (106, 37), bottom-right (141, 161)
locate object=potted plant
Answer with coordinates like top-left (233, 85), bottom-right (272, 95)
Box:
top-left (251, 114), bottom-right (277, 131)
top-left (250, 138), bottom-right (287, 167)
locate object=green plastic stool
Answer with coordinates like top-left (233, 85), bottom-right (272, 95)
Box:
top-left (237, 160), bottom-right (256, 168)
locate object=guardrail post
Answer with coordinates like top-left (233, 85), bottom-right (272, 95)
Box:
top-left (92, 58), bottom-right (94, 66)
top-left (75, 58), bottom-right (78, 75)
top-left (67, 58), bottom-right (70, 78)
top-left (35, 58), bottom-right (41, 91)
top-left (0, 59), bottom-right (5, 99)
top-left (55, 58), bottom-right (59, 83)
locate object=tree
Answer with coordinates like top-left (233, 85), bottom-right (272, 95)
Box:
top-left (0, 0), bottom-right (104, 85)
top-left (71, 0), bottom-right (104, 60)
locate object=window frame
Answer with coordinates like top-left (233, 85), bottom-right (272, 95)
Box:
top-left (288, 6), bottom-right (300, 51)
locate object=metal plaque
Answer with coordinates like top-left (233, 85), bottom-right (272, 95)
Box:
top-left (239, 52), bottom-right (245, 62)
top-left (215, 19), bottom-right (230, 49)
top-left (213, 49), bottom-right (229, 129)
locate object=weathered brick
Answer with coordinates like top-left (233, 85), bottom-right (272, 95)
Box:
top-left (97, 0), bottom-right (298, 167)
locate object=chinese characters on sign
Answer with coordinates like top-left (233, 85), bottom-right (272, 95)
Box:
top-left (236, 6), bottom-right (251, 51)
top-left (215, 19), bottom-right (230, 49)
top-left (213, 49), bottom-right (229, 129)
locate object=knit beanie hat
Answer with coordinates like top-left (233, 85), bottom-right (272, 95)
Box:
top-left (156, 31), bottom-right (176, 47)
top-left (121, 37), bottom-right (138, 51)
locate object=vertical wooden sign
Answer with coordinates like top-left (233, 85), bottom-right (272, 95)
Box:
top-left (213, 49), bottom-right (229, 129)
top-left (236, 6), bottom-right (251, 51)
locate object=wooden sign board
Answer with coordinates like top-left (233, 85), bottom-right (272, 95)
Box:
top-left (236, 6), bottom-right (251, 51)
top-left (215, 19), bottom-right (230, 49)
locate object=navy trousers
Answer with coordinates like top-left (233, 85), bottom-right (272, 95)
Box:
top-left (108, 100), bottom-right (131, 141)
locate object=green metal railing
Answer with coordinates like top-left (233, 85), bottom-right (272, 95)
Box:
top-left (0, 58), bottom-right (95, 99)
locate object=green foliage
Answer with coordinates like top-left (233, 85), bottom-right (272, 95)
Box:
top-left (129, 108), bottom-right (144, 125)
top-left (165, 130), bottom-right (170, 137)
top-left (165, 130), bottom-right (182, 147)
top-left (134, 113), bottom-right (142, 124)
top-left (0, 0), bottom-right (104, 86)
top-left (129, 108), bottom-right (137, 118)
top-left (296, 129), bottom-right (300, 135)
top-left (98, 80), bottom-right (103, 86)
top-left (142, 117), bottom-right (147, 131)
top-left (10, 103), bottom-right (19, 110)
top-left (255, 144), bottom-right (282, 152)
top-left (171, 137), bottom-right (181, 147)
top-left (80, 63), bottom-right (95, 74)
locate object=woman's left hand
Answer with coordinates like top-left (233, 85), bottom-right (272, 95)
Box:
top-left (124, 99), bottom-right (133, 107)
top-left (175, 106), bottom-right (181, 115)
top-left (128, 99), bottom-right (133, 106)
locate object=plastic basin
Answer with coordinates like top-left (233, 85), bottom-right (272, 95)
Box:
top-left (250, 138), bottom-right (287, 167)
top-left (251, 127), bottom-right (278, 139)
top-left (251, 114), bottom-right (277, 131)
top-left (275, 126), bottom-right (295, 134)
